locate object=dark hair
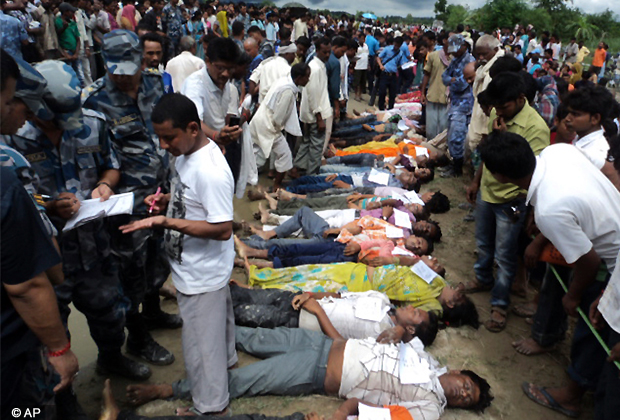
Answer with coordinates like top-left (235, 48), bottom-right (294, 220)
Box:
top-left (544, 48), bottom-right (553, 56)
top-left (556, 103), bottom-right (569, 121)
top-left (296, 35), bottom-right (311, 49)
top-left (247, 25), bottom-right (262, 35)
top-left (477, 90), bottom-right (491, 107)
top-left (331, 35), bottom-right (347, 48)
top-left (135, 21), bottom-right (152, 34)
top-left (519, 71), bottom-right (537, 103)
top-left (152, 93), bottom-right (200, 129)
top-left (1, 49), bottom-right (20, 92)
top-left (513, 44), bottom-right (521, 51)
top-left (479, 131), bottom-right (536, 179)
top-left (314, 36), bottom-right (331, 51)
top-left (279, 26), bottom-right (292, 41)
top-left (554, 76), bottom-right (568, 98)
top-left (290, 62), bottom-right (309, 80)
top-left (426, 219), bottom-right (442, 242)
top-left (609, 134), bottom-right (620, 172)
top-left (484, 72), bottom-right (526, 105)
top-left (424, 238), bottom-right (434, 255)
top-left (206, 37), bottom-right (240, 64)
top-left (456, 23), bottom-right (464, 32)
top-left (489, 56), bottom-right (522, 78)
top-left (232, 20), bottom-right (244, 37)
top-left (347, 39), bottom-right (359, 50)
top-left (563, 84), bottom-right (616, 124)
top-left (236, 51), bottom-right (252, 66)
top-left (422, 30), bottom-right (436, 41)
top-left (416, 205), bottom-right (430, 220)
top-left (461, 370), bottom-right (494, 413)
top-left (415, 311), bottom-right (439, 346)
top-left (140, 32), bottom-right (164, 49)
top-left (425, 191), bottom-right (450, 213)
top-left (394, 36), bottom-right (404, 46)
top-left (442, 296), bottom-right (480, 329)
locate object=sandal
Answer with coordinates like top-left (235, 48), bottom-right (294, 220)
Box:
top-left (512, 302), bottom-right (537, 318)
top-left (521, 382), bottom-right (579, 418)
top-left (484, 306), bottom-right (507, 333)
top-left (462, 279), bottom-right (493, 294)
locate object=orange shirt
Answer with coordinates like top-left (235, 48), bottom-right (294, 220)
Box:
top-left (592, 48), bottom-right (606, 67)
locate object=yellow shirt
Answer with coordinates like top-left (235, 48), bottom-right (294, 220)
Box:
top-left (423, 51), bottom-right (448, 105)
top-left (481, 102), bottom-right (550, 203)
top-left (576, 46), bottom-right (590, 63)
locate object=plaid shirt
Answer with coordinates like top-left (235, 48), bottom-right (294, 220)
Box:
top-left (535, 76), bottom-right (559, 127)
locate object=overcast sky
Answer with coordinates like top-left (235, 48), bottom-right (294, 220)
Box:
top-left (274, 0), bottom-right (619, 18)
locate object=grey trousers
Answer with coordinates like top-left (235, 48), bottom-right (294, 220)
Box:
top-left (170, 327), bottom-right (333, 401)
top-left (275, 195), bottom-right (350, 215)
top-left (426, 101), bottom-right (448, 140)
top-left (177, 285), bottom-right (238, 413)
top-left (118, 412), bottom-right (306, 420)
top-left (294, 122), bottom-right (325, 175)
top-left (229, 327), bottom-right (332, 398)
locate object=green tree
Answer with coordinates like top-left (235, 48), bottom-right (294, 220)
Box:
top-left (587, 10), bottom-right (620, 38)
top-left (434, 0), bottom-right (448, 21)
top-left (445, 4), bottom-right (469, 30)
top-left (260, 0), bottom-right (276, 7)
top-left (534, 0), bottom-right (571, 13)
top-left (477, 0), bottom-right (527, 31)
top-left (567, 15), bottom-right (600, 41)
top-left (522, 8), bottom-right (552, 33)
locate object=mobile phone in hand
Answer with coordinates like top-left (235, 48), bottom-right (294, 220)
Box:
top-left (228, 116), bottom-right (240, 127)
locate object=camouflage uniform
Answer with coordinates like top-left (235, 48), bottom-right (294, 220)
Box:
top-left (4, 60), bottom-right (127, 355)
top-left (82, 31), bottom-right (172, 347)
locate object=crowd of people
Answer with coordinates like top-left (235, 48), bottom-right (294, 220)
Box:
top-left (1, 1), bottom-right (620, 420)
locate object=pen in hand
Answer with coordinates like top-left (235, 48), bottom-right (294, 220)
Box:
top-left (149, 187), bottom-right (162, 214)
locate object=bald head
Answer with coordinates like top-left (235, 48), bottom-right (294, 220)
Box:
top-left (244, 37), bottom-right (259, 59)
top-left (464, 62), bottom-right (476, 85)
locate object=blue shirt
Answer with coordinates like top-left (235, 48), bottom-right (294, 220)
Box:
top-left (326, 52), bottom-right (341, 105)
top-left (379, 45), bottom-right (408, 74)
top-left (0, 11), bottom-right (27, 60)
top-left (366, 35), bottom-right (380, 57)
top-left (163, 72), bottom-right (174, 94)
top-left (442, 51), bottom-right (475, 114)
top-left (515, 53), bottom-right (524, 63)
top-left (400, 43), bottom-right (411, 60)
top-left (266, 22), bottom-right (277, 42)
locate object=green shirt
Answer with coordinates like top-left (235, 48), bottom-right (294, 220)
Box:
top-left (55, 17), bottom-right (79, 52)
top-left (481, 102), bottom-right (550, 203)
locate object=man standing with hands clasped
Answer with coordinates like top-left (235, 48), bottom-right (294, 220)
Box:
top-left (120, 93), bottom-right (237, 416)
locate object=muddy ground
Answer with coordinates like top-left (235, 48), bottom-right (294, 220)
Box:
top-left (69, 98), bottom-right (591, 419)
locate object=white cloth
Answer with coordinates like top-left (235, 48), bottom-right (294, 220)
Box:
top-left (527, 144), bottom-right (620, 272)
top-left (165, 51), bottom-right (206, 92)
top-left (230, 90), bottom-right (256, 199)
top-left (249, 56), bottom-right (291, 103)
top-left (250, 77), bottom-right (299, 159)
top-left (600, 252), bottom-right (620, 334)
top-left (339, 54), bottom-right (349, 101)
top-left (339, 337), bottom-right (447, 420)
top-left (252, 137), bottom-right (292, 173)
top-left (298, 291), bottom-right (394, 339)
top-left (166, 141), bottom-right (235, 295)
top-left (181, 67), bottom-right (236, 131)
top-left (300, 57), bottom-right (333, 124)
top-left (572, 129), bottom-right (609, 170)
top-left (355, 43), bottom-right (369, 70)
top-left (292, 18), bottom-right (308, 41)
top-left (271, 209), bottom-right (357, 231)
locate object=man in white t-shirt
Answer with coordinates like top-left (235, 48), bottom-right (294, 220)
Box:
top-left (120, 93), bottom-right (236, 416)
top-left (479, 132), bottom-right (620, 419)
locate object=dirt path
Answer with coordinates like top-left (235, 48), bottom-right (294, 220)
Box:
top-left (70, 98), bottom-right (591, 419)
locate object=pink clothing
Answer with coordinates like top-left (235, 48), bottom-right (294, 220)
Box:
top-left (108, 12), bottom-right (119, 30)
top-left (121, 5), bottom-right (137, 30)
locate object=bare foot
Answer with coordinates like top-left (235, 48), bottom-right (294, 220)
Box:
top-left (240, 220), bottom-right (255, 234)
top-left (159, 283), bottom-right (177, 300)
top-left (234, 257), bottom-right (245, 267)
top-left (251, 259), bottom-right (274, 269)
top-left (126, 383), bottom-right (173, 406)
top-left (249, 225), bottom-right (275, 241)
top-left (258, 202), bottom-right (271, 224)
top-left (234, 235), bottom-right (249, 258)
top-left (247, 189), bottom-right (264, 201)
top-left (100, 379), bottom-right (120, 420)
top-left (265, 193), bottom-right (277, 210)
top-left (276, 189), bottom-right (296, 201)
top-left (512, 338), bottom-right (555, 356)
top-left (305, 413), bottom-right (325, 420)
top-left (244, 256), bottom-right (251, 277)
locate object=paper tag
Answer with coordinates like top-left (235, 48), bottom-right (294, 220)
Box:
top-left (358, 402), bottom-right (391, 420)
top-left (368, 168), bottom-right (390, 186)
top-left (397, 119), bottom-right (409, 132)
top-left (392, 246), bottom-right (413, 256)
top-left (404, 190), bottom-right (425, 206)
top-left (354, 296), bottom-right (388, 322)
top-left (412, 261), bottom-right (437, 284)
top-left (403, 138), bottom-right (415, 144)
top-left (393, 208), bottom-right (412, 230)
top-left (399, 342), bottom-right (432, 384)
top-left (385, 225), bottom-right (404, 238)
top-left (414, 145), bottom-right (429, 157)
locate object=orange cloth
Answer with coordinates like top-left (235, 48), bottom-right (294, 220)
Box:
top-left (385, 405), bottom-right (415, 420)
top-left (592, 48), bottom-right (606, 67)
top-left (336, 141), bottom-right (414, 158)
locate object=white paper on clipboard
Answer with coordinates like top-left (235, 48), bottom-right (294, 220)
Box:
top-left (368, 168), bottom-right (390, 185)
top-left (393, 208), bottom-right (412, 230)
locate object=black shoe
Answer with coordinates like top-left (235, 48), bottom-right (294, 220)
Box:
top-left (127, 336), bottom-right (175, 366)
top-left (96, 352), bottom-right (152, 381)
top-left (144, 311), bottom-right (183, 330)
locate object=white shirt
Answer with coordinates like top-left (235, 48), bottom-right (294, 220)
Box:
top-left (339, 337), bottom-right (447, 420)
top-left (572, 129), bottom-right (609, 170)
top-left (249, 56), bottom-right (291, 103)
top-left (527, 144), bottom-right (620, 272)
top-left (599, 252), bottom-right (620, 334)
top-left (181, 67), bottom-right (236, 131)
top-left (338, 54), bottom-right (349, 101)
top-left (300, 57), bottom-right (333, 124)
top-left (165, 141), bottom-right (235, 294)
top-left (165, 51), bottom-right (206, 92)
top-left (354, 43), bottom-right (369, 70)
top-left (298, 290), bottom-right (394, 339)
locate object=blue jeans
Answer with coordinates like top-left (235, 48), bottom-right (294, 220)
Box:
top-left (447, 112), bottom-right (470, 160)
top-left (286, 175), bottom-right (353, 194)
top-left (333, 114), bottom-right (376, 130)
top-left (595, 329), bottom-right (620, 419)
top-left (269, 241), bottom-right (355, 268)
top-left (473, 194), bottom-right (527, 307)
top-left (319, 165), bottom-right (373, 174)
top-left (65, 50), bottom-right (85, 87)
top-left (325, 154), bottom-right (378, 167)
top-left (531, 264), bottom-right (572, 347)
top-left (243, 207), bottom-right (330, 249)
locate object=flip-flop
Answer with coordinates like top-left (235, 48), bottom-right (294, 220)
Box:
top-left (512, 303), bottom-right (537, 318)
top-left (484, 306), bottom-right (507, 333)
top-left (521, 382), bottom-right (579, 418)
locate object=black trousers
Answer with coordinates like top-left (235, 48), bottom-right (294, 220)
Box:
top-left (377, 72), bottom-right (399, 110)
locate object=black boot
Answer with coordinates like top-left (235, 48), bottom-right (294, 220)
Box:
top-left (453, 158), bottom-right (463, 176)
top-left (96, 351), bottom-right (152, 380)
top-left (142, 292), bottom-right (183, 330)
top-left (126, 334), bottom-right (175, 366)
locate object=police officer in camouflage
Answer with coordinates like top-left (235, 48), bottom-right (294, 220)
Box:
top-left (82, 30), bottom-right (179, 367)
top-left (3, 60), bottom-right (154, 383)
